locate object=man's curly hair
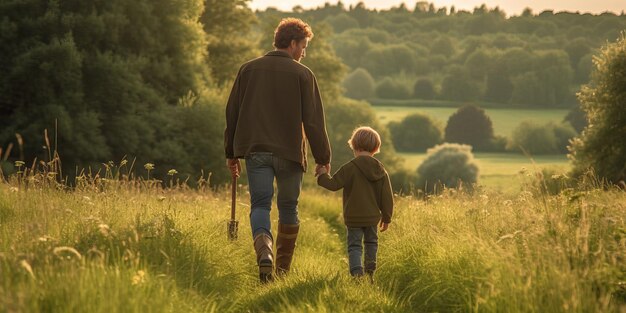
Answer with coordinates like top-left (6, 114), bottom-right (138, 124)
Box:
top-left (273, 18), bottom-right (314, 49)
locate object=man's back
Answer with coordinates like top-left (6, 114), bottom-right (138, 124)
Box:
top-left (224, 50), bottom-right (330, 168)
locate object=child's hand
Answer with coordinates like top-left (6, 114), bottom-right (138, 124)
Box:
top-left (315, 166), bottom-right (328, 177)
top-left (379, 221), bottom-right (389, 232)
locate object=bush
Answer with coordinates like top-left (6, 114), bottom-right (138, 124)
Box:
top-left (375, 77), bottom-right (412, 99)
top-left (564, 105), bottom-right (587, 133)
top-left (508, 121), bottom-right (576, 154)
top-left (388, 113), bottom-right (443, 152)
top-left (413, 78), bottom-right (436, 100)
top-left (444, 104), bottom-right (494, 151)
top-left (523, 167), bottom-right (574, 196)
top-left (415, 143), bottom-right (479, 194)
top-left (552, 123), bottom-right (577, 153)
top-left (343, 68), bottom-right (375, 100)
top-left (389, 168), bottom-right (417, 195)
top-left (488, 135), bottom-right (509, 152)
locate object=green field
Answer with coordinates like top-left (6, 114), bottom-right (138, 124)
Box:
top-left (398, 152), bottom-right (570, 194)
top-left (373, 106), bottom-right (570, 137)
top-left (1, 175), bottom-right (624, 312)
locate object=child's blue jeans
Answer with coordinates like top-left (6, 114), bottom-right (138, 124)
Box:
top-left (245, 152), bottom-right (303, 239)
top-left (346, 226), bottom-right (378, 276)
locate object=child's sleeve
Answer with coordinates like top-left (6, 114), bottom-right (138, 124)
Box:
top-left (317, 166), bottom-right (346, 191)
top-left (380, 172), bottom-right (394, 223)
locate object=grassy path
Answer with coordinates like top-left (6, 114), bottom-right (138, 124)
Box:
top-left (1, 183), bottom-right (625, 312)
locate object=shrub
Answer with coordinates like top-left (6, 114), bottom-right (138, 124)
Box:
top-left (523, 167), bottom-right (574, 196)
top-left (563, 105), bottom-right (587, 133)
top-left (444, 104), bottom-right (494, 151)
top-left (508, 121), bottom-right (576, 155)
top-left (415, 143), bottom-right (479, 194)
top-left (488, 135), bottom-right (509, 152)
top-left (413, 78), bottom-right (436, 100)
top-left (375, 77), bottom-right (412, 99)
top-left (388, 113), bottom-right (443, 152)
top-left (389, 168), bottom-right (417, 195)
top-left (552, 123), bottom-right (577, 154)
top-left (343, 68), bottom-right (375, 100)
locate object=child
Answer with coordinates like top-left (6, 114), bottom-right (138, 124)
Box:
top-left (316, 126), bottom-right (393, 280)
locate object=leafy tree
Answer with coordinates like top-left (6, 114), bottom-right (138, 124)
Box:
top-left (444, 105), bottom-right (494, 151)
top-left (325, 13), bottom-right (359, 33)
top-left (552, 123), bottom-right (577, 154)
top-left (564, 38), bottom-right (591, 68)
top-left (415, 143), bottom-right (479, 194)
top-left (330, 33), bottom-right (373, 69)
top-left (430, 36), bottom-right (456, 58)
top-left (575, 53), bottom-right (594, 83)
top-left (388, 113), bottom-right (443, 152)
top-left (201, 0), bottom-right (260, 86)
top-left (363, 44), bottom-right (417, 76)
top-left (484, 62), bottom-right (514, 103)
top-left (500, 48), bottom-right (533, 77)
top-left (440, 65), bottom-right (481, 101)
top-left (508, 121), bottom-right (575, 154)
top-left (343, 68), bottom-right (375, 100)
top-left (464, 48), bottom-right (492, 80)
top-left (375, 77), bottom-right (411, 99)
top-left (301, 23), bottom-right (347, 102)
top-left (570, 34), bottom-right (626, 183)
top-left (413, 77), bottom-right (436, 100)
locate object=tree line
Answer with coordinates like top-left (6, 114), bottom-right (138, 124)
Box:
top-left (0, 0), bottom-right (259, 184)
top-left (257, 2), bottom-right (626, 107)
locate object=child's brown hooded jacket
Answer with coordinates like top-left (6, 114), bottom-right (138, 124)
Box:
top-left (317, 156), bottom-right (393, 227)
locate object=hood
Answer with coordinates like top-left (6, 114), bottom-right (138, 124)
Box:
top-left (351, 156), bottom-right (386, 181)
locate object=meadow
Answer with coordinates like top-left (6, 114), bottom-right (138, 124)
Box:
top-left (1, 169), bottom-right (625, 312)
top-left (398, 152), bottom-right (570, 194)
top-left (373, 106), bottom-right (570, 137)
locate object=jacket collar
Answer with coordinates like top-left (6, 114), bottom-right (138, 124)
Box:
top-left (265, 50), bottom-right (293, 59)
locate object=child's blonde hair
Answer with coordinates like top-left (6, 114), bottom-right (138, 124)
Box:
top-left (348, 126), bottom-right (381, 154)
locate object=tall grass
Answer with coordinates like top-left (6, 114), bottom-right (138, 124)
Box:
top-left (0, 168), bottom-right (624, 312)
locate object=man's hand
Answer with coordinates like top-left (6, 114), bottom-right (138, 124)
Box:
top-left (315, 163), bottom-right (330, 177)
top-left (226, 159), bottom-right (241, 178)
top-left (379, 221), bottom-right (389, 232)
top-left (315, 166), bottom-right (328, 177)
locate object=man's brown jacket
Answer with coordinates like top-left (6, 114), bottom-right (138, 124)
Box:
top-left (317, 156), bottom-right (394, 227)
top-left (224, 50), bottom-right (331, 169)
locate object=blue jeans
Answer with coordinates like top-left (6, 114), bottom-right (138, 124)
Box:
top-left (347, 226), bottom-right (378, 276)
top-left (245, 152), bottom-right (303, 239)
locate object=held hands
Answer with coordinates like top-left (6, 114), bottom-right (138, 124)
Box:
top-left (315, 163), bottom-right (330, 177)
top-left (379, 221), bottom-right (390, 232)
top-left (226, 159), bottom-right (241, 178)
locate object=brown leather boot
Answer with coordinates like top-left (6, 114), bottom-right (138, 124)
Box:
top-left (275, 223), bottom-right (299, 276)
top-left (253, 233), bottom-right (274, 283)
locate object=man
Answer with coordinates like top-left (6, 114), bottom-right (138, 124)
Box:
top-left (224, 18), bottom-right (331, 283)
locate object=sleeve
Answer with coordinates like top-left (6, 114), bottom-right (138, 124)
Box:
top-left (224, 67), bottom-right (242, 159)
top-left (380, 172), bottom-right (394, 223)
top-left (317, 165), bottom-right (347, 191)
top-left (301, 71), bottom-right (331, 165)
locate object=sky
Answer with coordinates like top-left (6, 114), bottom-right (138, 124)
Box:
top-left (248, 0), bottom-right (625, 16)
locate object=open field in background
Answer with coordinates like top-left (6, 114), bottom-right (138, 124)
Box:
top-left (1, 179), bottom-right (624, 312)
top-left (373, 106), bottom-right (570, 137)
top-left (399, 152), bottom-right (570, 194)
